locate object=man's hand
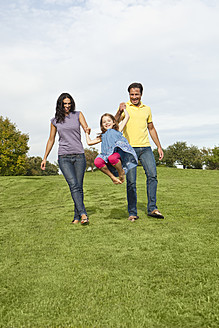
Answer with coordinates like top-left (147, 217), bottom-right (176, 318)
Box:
top-left (115, 103), bottom-right (126, 122)
top-left (158, 147), bottom-right (164, 161)
top-left (41, 159), bottom-right (47, 170)
top-left (119, 102), bottom-right (126, 113)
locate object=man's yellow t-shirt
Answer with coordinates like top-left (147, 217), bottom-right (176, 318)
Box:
top-left (122, 101), bottom-right (152, 147)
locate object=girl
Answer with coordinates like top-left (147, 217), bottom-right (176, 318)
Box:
top-left (86, 109), bottom-right (138, 184)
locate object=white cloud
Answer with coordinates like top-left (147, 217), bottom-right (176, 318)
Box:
top-left (0, 0), bottom-right (218, 163)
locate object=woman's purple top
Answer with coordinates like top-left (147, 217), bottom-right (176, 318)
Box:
top-left (51, 111), bottom-right (84, 155)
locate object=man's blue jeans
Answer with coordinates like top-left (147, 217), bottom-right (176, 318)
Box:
top-left (126, 147), bottom-right (158, 216)
top-left (58, 154), bottom-right (87, 220)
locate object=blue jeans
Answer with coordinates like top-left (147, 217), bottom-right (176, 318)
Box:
top-left (58, 154), bottom-right (87, 220)
top-left (126, 147), bottom-right (158, 216)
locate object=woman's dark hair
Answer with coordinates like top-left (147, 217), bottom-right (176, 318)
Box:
top-left (99, 113), bottom-right (119, 134)
top-left (128, 82), bottom-right (143, 95)
top-left (55, 93), bottom-right (76, 123)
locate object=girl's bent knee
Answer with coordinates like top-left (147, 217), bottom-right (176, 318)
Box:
top-left (108, 152), bottom-right (121, 165)
top-left (94, 157), bottom-right (106, 169)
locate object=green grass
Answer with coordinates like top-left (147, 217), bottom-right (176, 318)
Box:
top-left (0, 167), bottom-right (219, 328)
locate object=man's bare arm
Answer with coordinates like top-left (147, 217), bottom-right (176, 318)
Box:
top-left (148, 122), bottom-right (164, 160)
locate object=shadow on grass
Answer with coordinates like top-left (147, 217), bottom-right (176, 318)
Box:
top-left (137, 201), bottom-right (146, 213)
top-left (106, 208), bottom-right (127, 220)
top-left (106, 202), bottom-right (147, 221)
top-left (86, 206), bottom-right (97, 216)
top-left (22, 176), bottom-right (44, 180)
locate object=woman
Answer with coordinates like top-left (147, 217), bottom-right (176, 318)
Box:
top-left (41, 93), bottom-right (90, 225)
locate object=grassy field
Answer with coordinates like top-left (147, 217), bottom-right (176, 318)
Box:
top-left (0, 167), bottom-right (219, 328)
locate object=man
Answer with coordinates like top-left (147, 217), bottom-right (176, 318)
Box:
top-left (115, 82), bottom-right (164, 221)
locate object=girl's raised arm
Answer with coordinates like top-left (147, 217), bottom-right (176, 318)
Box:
top-left (85, 132), bottom-right (101, 146)
top-left (118, 108), bottom-right (129, 132)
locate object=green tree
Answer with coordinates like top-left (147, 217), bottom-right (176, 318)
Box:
top-left (164, 141), bottom-right (189, 168)
top-left (163, 148), bottom-right (176, 167)
top-left (186, 145), bottom-right (203, 169)
top-left (164, 142), bottom-right (203, 169)
top-left (202, 146), bottom-right (219, 170)
top-left (0, 116), bottom-right (29, 175)
top-left (26, 156), bottom-right (59, 176)
top-left (84, 147), bottom-right (99, 172)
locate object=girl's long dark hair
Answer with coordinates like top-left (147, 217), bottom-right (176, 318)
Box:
top-left (99, 113), bottom-right (119, 135)
top-left (55, 93), bottom-right (76, 123)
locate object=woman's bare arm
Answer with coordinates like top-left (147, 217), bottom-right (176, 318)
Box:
top-left (41, 123), bottom-right (57, 170)
top-left (79, 112), bottom-right (91, 134)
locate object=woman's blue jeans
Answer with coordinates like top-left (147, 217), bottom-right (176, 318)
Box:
top-left (126, 147), bottom-right (158, 216)
top-left (58, 154), bottom-right (87, 220)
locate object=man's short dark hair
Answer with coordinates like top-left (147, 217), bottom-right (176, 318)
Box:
top-left (128, 82), bottom-right (143, 95)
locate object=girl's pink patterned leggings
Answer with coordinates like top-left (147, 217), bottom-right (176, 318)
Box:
top-left (94, 152), bottom-right (121, 168)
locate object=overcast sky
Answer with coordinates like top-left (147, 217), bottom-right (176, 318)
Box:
top-left (0, 0), bottom-right (218, 164)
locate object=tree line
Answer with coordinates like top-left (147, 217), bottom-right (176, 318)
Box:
top-left (0, 116), bottom-right (58, 176)
top-left (152, 141), bottom-right (218, 170)
top-left (0, 116), bottom-right (218, 176)
top-left (85, 143), bottom-right (218, 171)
